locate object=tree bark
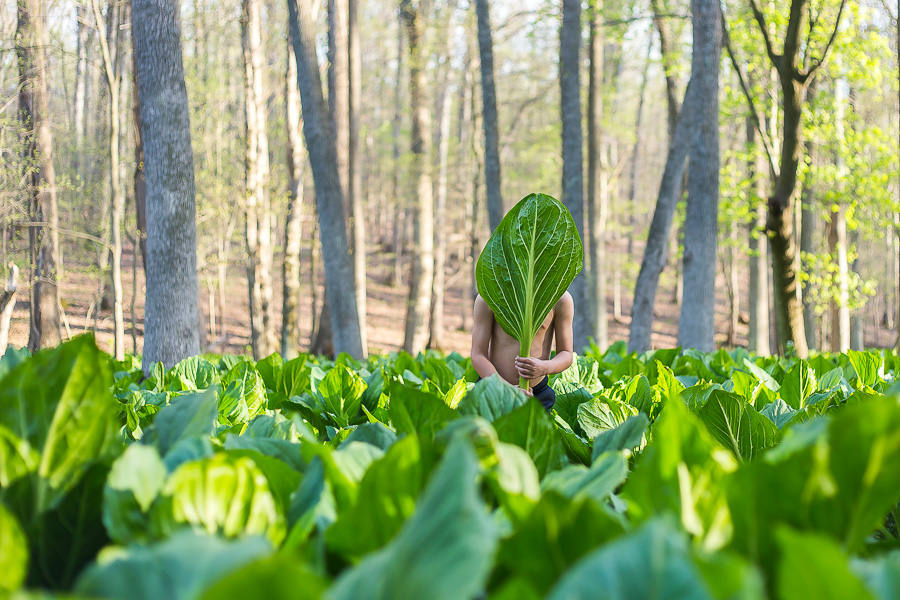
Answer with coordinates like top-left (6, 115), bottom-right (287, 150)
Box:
top-left (401, 0), bottom-right (434, 355)
top-left (74, 4), bottom-right (88, 176)
top-left (92, 0), bottom-right (126, 360)
top-left (348, 0), bottom-right (367, 354)
top-left (560, 0), bottom-right (590, 351)
top-left (132, 54), bottom-right (148, 274)
top-left (288, 0), bottom-right (363, 358)
top-left (650, 0), bottom-right (680, 138)
top-left (241, 0), bottom-right (276, 360)
top-left (391, 13), bottom-right (405, 288)
top-left (628, 78), bottom-right (698, 353)
top-left (282, 38), bottom-right (304, 360)
top-left (747, 118), bottom-right (770, 355)
top-left (677, 0), bottom-right (721, 352)
top-left (132, 0), bottom-right (201, 369)
top-left (429, 0), bottom-right (460, 350)
top-left (474, 0), bottom-right (503, 232)
top-left (586, 2), bottom-right (608, 349)
top-left (800, 148), bottom-right (817, 350)
top-left (17, 0), bottom-right (62, 351)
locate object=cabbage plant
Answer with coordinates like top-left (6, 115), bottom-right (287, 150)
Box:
top-left (475, 193), bottom-right (583, 388)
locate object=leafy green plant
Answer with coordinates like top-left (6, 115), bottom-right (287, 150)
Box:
top-left (476, 193), bottom-right (583, 388)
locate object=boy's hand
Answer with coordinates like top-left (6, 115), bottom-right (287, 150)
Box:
top-left (515, 357), bottom-right (548, 380)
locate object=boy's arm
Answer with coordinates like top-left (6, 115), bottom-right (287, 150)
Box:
top-left (471, 296), bottom-right (499, 379)
top-left (515, 293), bottom-right (575, 380)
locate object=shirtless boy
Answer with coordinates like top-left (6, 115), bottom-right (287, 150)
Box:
top-left (470, 291), bottom-right (575, 409)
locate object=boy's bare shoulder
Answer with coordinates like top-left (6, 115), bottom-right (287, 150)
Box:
top-left (554, 292), bottom-right (574, 316)
top-left (474, 295), bottom-right (494, 317)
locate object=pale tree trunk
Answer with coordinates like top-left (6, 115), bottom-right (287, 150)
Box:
top-left (241, 0), bottom-right (276, 359)
top-left (459, 41), bottom-right (475, 331)
top-left (282, 38), bottom-right (304, 360)
top-left (747, 118), bottom-right (770, 355)
top-left (849, 229), bottom-right (864, 350)
top-left (133, 0), bottom-right (201, 369)
top-left (828, 206), bottom-right (850, 352)
top-left (677, 0), bottom-right (721, 352)
top-left (586, 2), bottom-right (608, 349)
top-left (348, 0), bottom-right (367, 353)
top-left (560, 0), bottom-right (590, 351)
top-left (17, 0), bottom-right (62, 351)
top-left (288, 0), bottom-right (363, 358)
top-left (475, 0), bottom-right (503, 232)
top-left (829, 75), bottom-right (849, 352)
top-left (391, 14), bottom-right (405, 289)
top-left (132, 58), bottom-right (148, 273)
top-left (0, 264), bottom-right (18, 351)
top-left (429, 0), bottom-right (460, 350)
top-left (400, 0), bottom-right (434, 355)
top-left (74, 4), bottom-right (88, 176)
top-left (800, 147), bottom-right (817, 349)
top-left (628, 78), bottom-right (698, 353)
top-left (310, 0), bottom-right (351, 357)
top-left (91, 0), bottom-right (126, 360)
top-left (651, 0), bottom-right (680, 139)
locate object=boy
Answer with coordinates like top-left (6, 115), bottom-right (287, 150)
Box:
top-left (470, 291), bottom-right (575, 409)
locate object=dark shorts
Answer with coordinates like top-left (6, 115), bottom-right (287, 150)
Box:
top-left (532, 376), bottom-right (556, 410)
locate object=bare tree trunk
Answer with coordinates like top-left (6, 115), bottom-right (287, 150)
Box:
top-left (132, 57), bottom-right (148, 273)
top-left (474, 0), bottom-right (503, 232)
top-left (677, 0), bottom-right (721, 352)
top-left (0, 264), bottom-right (18, 351)
top-left (391, 14), bottom-right (405, 289)
top-left (288, 0), bottom-right (363, 358)
top-left (586, 2), bottom-right (608, 349)
top-left (282, 39), bottom-right (304, 360)
top-left (628, 78), bottom-right (698, 353)
top-left (241, 0), bottom-right (276, 359)
top-left (429, 0), bottom-right (459, 350)
top-left (74, 4), bottom-right (88, 176)
top-left (348, 0), bottom-right (367, 353)
top-left (133, 0), bottom-right (201, 369)
top-left (92, 0), bottom-right (126, 360)
top-left (850, 230), bottom-right (864, 350)
top-left (560, 0), bottom-right (590, 351)
top-left (747, 118), bottom-right (770, 355)
top-left (400, 0), bottom-right (434, 355)
top-left (17, 0), bottom-right (62, 351)
top-left (651, 0), bottom-right (680, 139)
top-left (800, 153), bottom-right (817, 349)
top-left (828, 205), bottom-right (850, 352)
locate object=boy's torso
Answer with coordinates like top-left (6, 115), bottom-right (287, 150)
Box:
top-left (488, 308), bottom-right (554, 387)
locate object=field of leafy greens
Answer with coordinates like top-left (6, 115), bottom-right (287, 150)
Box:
top-left (2, 335), bottom-right (900, 599)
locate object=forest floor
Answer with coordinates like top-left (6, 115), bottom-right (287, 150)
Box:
top-left (5, 234), bottom-right (898, 359)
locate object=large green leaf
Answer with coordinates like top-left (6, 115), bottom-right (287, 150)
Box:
top-left (546, 518), bottom-right (717, 600)
top-left (197, 553), bottom-right (327, 600)
top-left (475, 193), bottom-right (583, 386)
top-left (74, 532), bottom-right (271, 600)
top-left (102, 444), bottom-right (167, 544)
top-left (148, 452), bottom-right (286, 545)
top-left (777, 528), bottom-right (873, 600)
top-left (326, 435), bottom-right (424, 558)
top-left (495, 491), bottom-right (625, 595)
top-left (389, 384), bottom-right (459, 440)
top-left (494, 399), bottom-right (568, 478)
top-left (0, 503), bottom-right (28, 592)
top-left (329, 440), bottom-right (498, 600)
top-left (540, 452), bottom-right (628, 505)
top-left (577, 396), bottom-right (639, 440)
top-left (852, 552), bottom-right (900, 600)
top-left (847, 350), bottom-right (882, 387)
top-left (697, 390), bottom-right (781, 462)
top-left (315, 364), bottom-right (366, 428)
top-left (591, 413), bottom-right (649, 460)
top-left (145, 389), bottom-right (218, 458)
top-left (622, 399), bottom-right (736, 547)
top-left (780, 359), bottom-right (816, 409)
top-left (457, 375), bottom-right (529, 422)
top-left (0, 335), bottom-right (120, 515)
